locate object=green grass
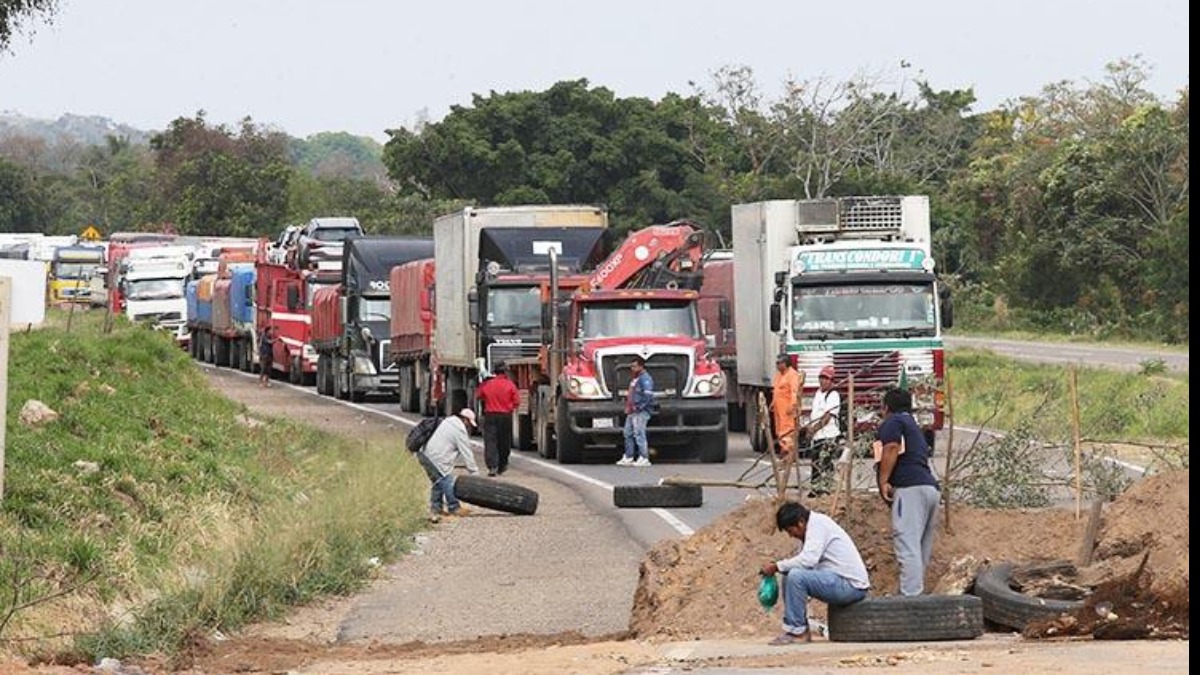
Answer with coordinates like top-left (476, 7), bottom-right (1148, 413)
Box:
top-left (948, 348), bottom-right (1190, 443)
top-left (1, 310), bottom-right (428, 658)
top-left (948, 327), bottom-right (1190, 353)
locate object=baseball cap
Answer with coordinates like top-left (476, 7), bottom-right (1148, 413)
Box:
top-left (819, 365), bottom-right (836, 380)
top-left (459, 408), bottom-right (477, 426)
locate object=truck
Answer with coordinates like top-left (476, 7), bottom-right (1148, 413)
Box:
top-left (106, 232), bottom-right (179, 314)
top-left (390, 258), bottom-right (437, 414)
top-left (311, 236), bottom-right (434, 401)
top-left (118, 244), bottom-right (194, 346)
top-left (431, 205), bottom-right (610, 429)
top-left (732, 196), bottom-right (953, 454)
top-left (187, 248), bottom-right (257, 366)
top-left (49, 245), bottom-right (105, 304)
top-left (536, 222), bottom-right (729, 464)
top-left (254, 244), bottom-right (341, 384)
top-left (696, 253), bottom-right (745, 431)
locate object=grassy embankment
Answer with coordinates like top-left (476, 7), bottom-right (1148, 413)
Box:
top-left (947, 349), bottom-right (1189, 466)
top-left (0, 311), bottom-right (429, 659)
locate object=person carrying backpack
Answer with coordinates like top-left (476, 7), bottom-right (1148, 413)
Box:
top-left (415, 409), bottom-right (481, 522)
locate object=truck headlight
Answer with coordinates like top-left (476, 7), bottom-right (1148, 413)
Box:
top-left (687, 372), bottom-right (725, 397)
top-left (353, 355), bottom-right (376, 375)
top-left (567, 376), bottom-right (603, 398)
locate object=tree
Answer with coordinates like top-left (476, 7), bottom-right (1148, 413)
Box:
top-left (0, 157), bottom-right (47, 231)
top-left (0, 0), bottom-right (56, 52)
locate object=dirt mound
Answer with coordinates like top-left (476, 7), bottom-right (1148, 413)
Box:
top-left (630, 470), bottom-right (1190, 640)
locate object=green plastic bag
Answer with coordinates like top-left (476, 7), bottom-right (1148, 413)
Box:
top-left (758, 574), bottom-right (779, 611)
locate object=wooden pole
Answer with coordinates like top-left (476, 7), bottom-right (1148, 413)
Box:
top-left (943, 375), bottom-right (955, 531)
top-left (1069, 367), bottom-right (1083, 519)
top-left (0, 277), bottom-right (10, 501)
top-left (1077, 499), bottom-right (1104, 566)
top-left (840, 375), bottom-right (856, 517)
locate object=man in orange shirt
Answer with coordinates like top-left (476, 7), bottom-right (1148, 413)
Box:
top-left (476, 361), bottom-right (521, 476)
top-left (772, 354), bottom-right (804, 458)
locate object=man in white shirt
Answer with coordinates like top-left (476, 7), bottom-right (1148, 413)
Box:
top-left (760, 501), bottom-right (870, 645)
top-left (804, 365), bottom-right (841, 496)
top-left (418, 409), bottom-right (481, 521)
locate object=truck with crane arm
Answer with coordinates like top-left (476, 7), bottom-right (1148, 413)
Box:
top-left (535, 222), bottom-right (729, 464)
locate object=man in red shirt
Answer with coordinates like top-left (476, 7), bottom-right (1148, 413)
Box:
top-left (476, 361), bottom-right (521, 476)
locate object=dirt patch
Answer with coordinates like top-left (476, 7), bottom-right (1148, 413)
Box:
top-left (630, 470), bottom-right (1190, 641)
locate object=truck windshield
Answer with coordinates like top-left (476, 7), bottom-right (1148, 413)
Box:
top-left (792, 282), bottom-right (936, 337)
top-left (359, 298), bottom-right (391, 322)
top-left (487, 286), bottom-right (541, 328)
top-left (312, 227), bottom-right (360, 242)
top-left (580, 300), bottom-right (700, 339)
top-left (126, 278), bottom-right (185, 300)
top-left (53, 262), bottom-right (94, 279)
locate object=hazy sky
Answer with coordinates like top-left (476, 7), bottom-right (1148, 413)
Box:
top-left (0, 0), bottom-right (1189, 142)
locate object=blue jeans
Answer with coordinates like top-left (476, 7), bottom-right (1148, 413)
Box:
top-left (418, 452), bottom-right (461, 514)
top-left (623, 410), bottom-right (650, 459)
top-left (781, 568), bottom-right (868, 635)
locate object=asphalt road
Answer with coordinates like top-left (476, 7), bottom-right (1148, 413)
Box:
top-left (946, 335), bottom-right (1189, 372)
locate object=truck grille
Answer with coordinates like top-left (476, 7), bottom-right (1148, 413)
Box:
top-left (599, 353), bottom-right (690, 399)
top-left (486, 342), bottom-right (539, 370)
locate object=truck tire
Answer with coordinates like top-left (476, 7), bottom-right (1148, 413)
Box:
top-left (240, 340), bottom-right (253, 372)
top-left (215, 337), bottom-right (229, 368)
top-left (697, 432), bottom-right (728, 463)
top-left (453, 475), bottom-right (538, 516)
top-left (398, 366), bottom-right (413, 412)
top-left (516, 413), bottom-right (533, 452)
top-left (555, 398), bottom-right (584, 464)
top-left (203, 332), bottom-right (215, 364)
top-left (334, 358), bottom-right (349, 400)
top-left (316, 357), bottom-right (330, 395)
top-left (289, 355), bottom-right (303, 385)
top-left (828, 595), bottom-right (984, 642)
top-left (189, 332), bottom-right (199, 359)
top-left (974, 562), bottom-right (1085, 631)
top-left (228, 340), bottom-right (241, 371)
top-left (613, 484), bottom-right (703, 508)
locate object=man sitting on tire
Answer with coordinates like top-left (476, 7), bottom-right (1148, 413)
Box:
top-left (416, 409), bottom-right (481, 521)
top-left (760, 501), bottom-right (870, 645)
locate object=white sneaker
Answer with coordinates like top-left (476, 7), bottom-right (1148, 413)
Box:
top-left (616, 456), bottom-right (635, 466)
top-left (633, 456), bottom-right (652, 467)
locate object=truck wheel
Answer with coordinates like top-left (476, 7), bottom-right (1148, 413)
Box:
top-left (228, 340), bottom-right (241, 370)
top-left (188, 332), bottom-right (198, 359)
top-left (537, 420), bottom-right (556, 460)
top-left (613, 484), bottom-right (703, 508)
top-left (828, 595), bottom-right (984, 642)
top-left (334, 358), bottom-right (349, 400)
top-left (315, 357), bottom-right (328, 395)
top-left (453, 475), bottom-right (538, 516)
top-left (697, 432), bottom-right (728, 463)
top-left (747, 393), bottom-right (770, 454)
top-left (215, 337), bottom-right (230, 367)
top-left (397, 366), bottom-right (411, 411)
top-left (349, 373), bottom-right (366, 402)
top-left (516, 413), bottom-right (533, 452)
top-left (555, 397), bottom-right (584, 464)
top-left (289, 356), bottom-right (302, 385)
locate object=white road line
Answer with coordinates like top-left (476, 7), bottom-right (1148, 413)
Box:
top-left (213, 366), bottom-right (695, 536)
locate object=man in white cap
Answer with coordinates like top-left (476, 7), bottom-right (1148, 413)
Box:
top-left (419, 408), bottom-right (481, 521)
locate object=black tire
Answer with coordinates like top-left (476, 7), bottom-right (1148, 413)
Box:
top-left (398, 366), bottom-right (413, 411)
top-left (727, 402), bottom-right (746, 432)
top-left (228, 340), bottom-right (241, 371)
top-left (613, 484), bottom-right (703, 508)
top-left (516, 413), bottom-right (533, 451)
top-left (828, 594), bottom-right (984, 642)
top-left (974, 562), bottom-right (1085, 631)
top-left (453, 475), bottom-right (538, 515)
top-left (697, 432), bottom-right (728, 463)
top-left (555, 398), bottom-right (584, 464)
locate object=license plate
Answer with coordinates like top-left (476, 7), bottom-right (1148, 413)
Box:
top-left (592, 417), bottom-right (615, 429)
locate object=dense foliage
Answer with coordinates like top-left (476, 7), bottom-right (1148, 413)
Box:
top-left (0, 61), bottom-right (1188, 341)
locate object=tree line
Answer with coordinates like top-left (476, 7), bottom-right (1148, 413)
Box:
top-left (0, 61), bottom-right (1188, 342)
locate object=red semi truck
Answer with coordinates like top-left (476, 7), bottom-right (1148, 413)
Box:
top-left (255, 244), bottom-right (339, 384)
top-left (696, 254), bottom-right (745, 431)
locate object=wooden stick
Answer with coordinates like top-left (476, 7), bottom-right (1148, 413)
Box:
top-left (1077, 499), bottom-right (1104, 566)
top-left (1069, 367), bottom-right (1083, 519)
top-left (943, 375), bottom-right (955, 532)
top-left (840, 374), bottom-right (856, 517)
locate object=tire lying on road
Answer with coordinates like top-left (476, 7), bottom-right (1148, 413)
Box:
top-left (974, 562), bottom-right (1085, 631)
top-left (828, 594), bottom-right (984, 642)
top-left (613, 484), bottom-right (703, 508)
top-left (453, 475), bottom-right (539, 516)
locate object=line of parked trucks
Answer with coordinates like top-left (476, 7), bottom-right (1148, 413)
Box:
top-left (184, 195), bottom-right (954, 463)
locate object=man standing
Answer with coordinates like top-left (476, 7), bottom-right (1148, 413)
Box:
top-left (258, 325), bottom-right (276, 387)
top-left (804, 365), bottom-right (841, 495)
top-left (476, 361), bottom-right (520, 476)
top-left (876, 387), bottom-right (941, 595)
top-left (617, 356), bottom-right (655, 467)
top-left (417, 408), bottom-right (481, 521)
top-left (771, 354), bottom-right (803, 458)
top-left (760, 501), bottom-right (870, 645)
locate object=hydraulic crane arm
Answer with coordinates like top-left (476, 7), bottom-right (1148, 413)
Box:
top-left (586, 221), bottom-right (707, 291)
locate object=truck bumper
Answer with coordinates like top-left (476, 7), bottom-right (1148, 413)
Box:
top-left (565, 398), bottom-right (726, 445)
top-left (351, 373), bottom-right (399, 395)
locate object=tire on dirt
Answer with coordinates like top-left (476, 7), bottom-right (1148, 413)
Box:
top-left (613, 484), bottom-right (703, 509)
top-left (828, 594), bottom-right (984, 642)
top-left (974, 562), bottom-right (1085, 631)
top-left (453, 475), bottom-right (539, 516)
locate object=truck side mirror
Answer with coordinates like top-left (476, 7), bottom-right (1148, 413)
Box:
top-left (467, 288), bottom-right (479, 328)
top-left (940, 288), bottom-right (954, 329)
top-left (769, 303), bottom-right (782, 333)
top-left (718, 300), bottom-right (731, 330)
top-left (286, 286), bottom-right (300, 311)
top-left (339, 296), bottom-right (348, 324)
top-left (774, 271), bottom-right (787, 286)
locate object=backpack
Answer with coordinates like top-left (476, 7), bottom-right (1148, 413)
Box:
top-left (406, 417), bottom-right (440, 453)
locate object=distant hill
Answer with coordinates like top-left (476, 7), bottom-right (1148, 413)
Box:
top-left (0, 111), bottom-right (155, 146)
